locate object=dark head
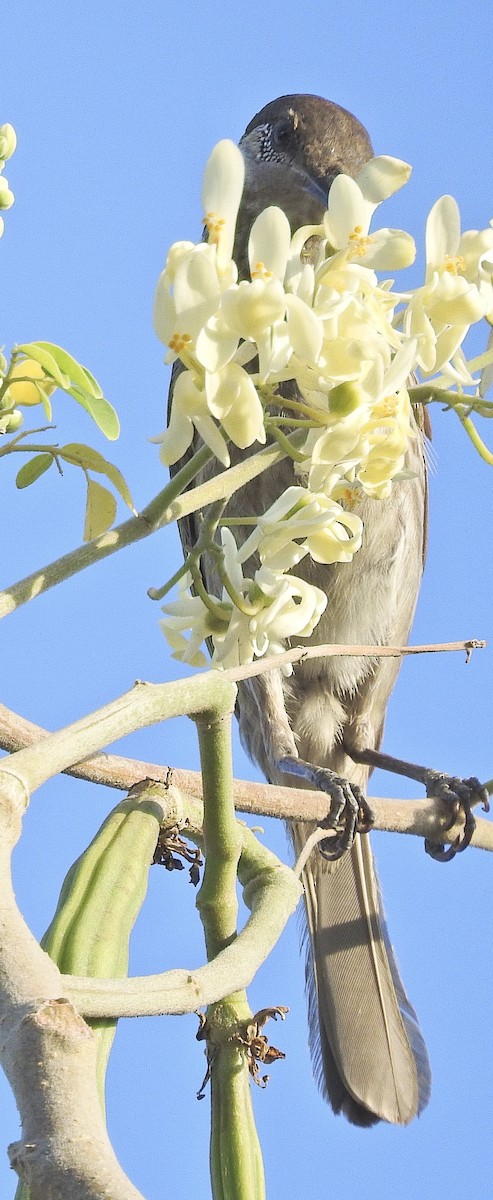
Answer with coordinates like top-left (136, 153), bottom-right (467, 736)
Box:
top-left (235, 94), bottom-right (373, 263)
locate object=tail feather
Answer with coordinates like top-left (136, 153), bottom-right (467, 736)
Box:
top-left (292, 824), bottom-right (431, 1125)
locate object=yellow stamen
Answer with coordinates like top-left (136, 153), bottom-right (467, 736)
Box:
top-left (204, 210), bottom-right (226, 243)
top-left (348, 226), bottom-right (373, 258)
top-left (251, 261), bottom-right (273, 281)
top-left (443, 254), bottom-right (466, 275)
top-left (338, 486), bottom-right (359, 509)
top-left (169, 332), bottom-right (192, 354)
top-left (374, 397), bottom-right (398, 419)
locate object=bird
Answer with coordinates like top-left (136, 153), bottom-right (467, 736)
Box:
top-left (168, 93), bottom-right (433, 1126)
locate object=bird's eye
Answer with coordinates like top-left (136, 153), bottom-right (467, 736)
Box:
top-left (271, 118), bottom-right (294, 151)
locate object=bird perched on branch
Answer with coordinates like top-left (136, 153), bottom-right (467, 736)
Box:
top-left (168, 94), bottom-right (484, 1125)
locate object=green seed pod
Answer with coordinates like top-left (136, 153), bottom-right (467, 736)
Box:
top-left (41, 787), bottom-right (165, 1112)
top-left (207, 999), bottom-right (266, 1200)
top-left (14, 788), bottom-right (166, 1200)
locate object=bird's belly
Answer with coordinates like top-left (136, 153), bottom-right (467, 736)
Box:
top-left (288, 470), bottom-right (426, 701)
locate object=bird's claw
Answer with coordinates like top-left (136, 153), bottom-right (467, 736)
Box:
top-left (310, 765), bottom-right (373, 861)
top-left (277, 756), bottom-right (374, 860)
top-left (424, 772), bottom-right (489, 862)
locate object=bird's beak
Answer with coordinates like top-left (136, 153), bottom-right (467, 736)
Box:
top-left (239, 130), bottom-right (340, 219)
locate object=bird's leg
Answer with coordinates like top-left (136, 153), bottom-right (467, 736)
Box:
top-left (276, 755), bottom-right (373, 861)
top-left (346, 744), bottom-right (490, 862)
top-left (241, 674), bottom-right (372, 861)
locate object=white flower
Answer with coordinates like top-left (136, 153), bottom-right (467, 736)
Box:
top-left (238, 485), bottom-right (363, 569)
top-left (161, 529), bottom-right (328, 672)
top-left (248, 567), bottom-right (327, 654)
top-left (160, 573), bottom-right (228, 667)
top-left (357, 389), bottom-right (414, 498)
top-left (154, 242), bottom-right (236, 362)
top-left (201, 139), bottom-right (245, 270)
top-left (355, 155), bottom-right (412, 204)
top-left (211, 553), bottom-right (328, 672)
top-left (0, 175), bottom-right (14, 211)
top-left (248, 205), bottom-right (292, 281)
top-left (0, 123), bottom-right (17, 162)
top-left (305, 340), bottom-right (417, 497)
top-left (323, 164), bottom-right (415, 271)
top-left (158, 368), bottom-right (229, 466)
top-left (404, 196), bottom-right (492, 373)
top-left (205, 361), bottom-right (266, 448)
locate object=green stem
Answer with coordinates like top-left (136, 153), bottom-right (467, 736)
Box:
top-left (0, 442), bottom-right (60, 459)
top-left (189, 501), bottom-right (262, 619)
top-left (265, 422), bottom-right (309, 463)
top-left (464, 349), bottom-right (493, 374)
top-left (0, 673), bottom-right (237, 797)
top-left (0, 432), bottom-right (304, 619)
top-left (267, 416), bottom-right (316, 428)
top-left (409, 384), bottom-right (459, 407)
top-left (194, 715), bottom-right (266, 1200)
top-left (459, 414), bottom-right (493, 465)
top-left (219, 517), bottom-right (259, 527)
top-left (195, 715), bottom-right (240, 958)
top-left (147, 559), bottom-right (190, 601)
top-left (265, 394), bottom-right (327, 423)
top-left (211, 554), bottom-right (260, 618)
top-left (410, 384), bottom-right (493, 464)
top-left (209, 1006), bottom-right (266, 1200)
top-left (190, 560), bottom-right (231, 622)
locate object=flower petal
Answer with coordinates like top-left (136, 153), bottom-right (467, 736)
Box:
top-left (248, 206), bottom-right (291, 281)
top-left (202, 139), bottom-right (245, 268)
top-left (426, 195), bottom-right (460, 273)
top-left (356, 156), bottom-right (412, 204)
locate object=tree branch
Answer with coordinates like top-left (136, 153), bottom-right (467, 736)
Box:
top-left (0, 697), bottom-right (490, 850)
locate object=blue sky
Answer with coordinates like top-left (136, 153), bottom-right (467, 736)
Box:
top-left (1, 2), bottom-right (493, 1197)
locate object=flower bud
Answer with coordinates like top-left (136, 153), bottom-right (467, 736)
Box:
top-left (0, 177), bottom-right (14, 210)
top-left (5, 359), bottom-right (56, 407)
top-left (3, 408), bottom-right (23, 432)
top-left (0, 124), bottom-right (17, 162)
top-left (328, 381), bottom-right (365, 416)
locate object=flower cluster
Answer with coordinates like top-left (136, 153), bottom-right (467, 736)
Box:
top-left (160, 528), bottom-right (328, 670)
top-left (0, 124), bottom-right (16, 238)
top-left (155, 139), bottom-right (493, 670)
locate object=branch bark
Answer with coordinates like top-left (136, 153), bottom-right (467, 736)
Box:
top-left (0, 700), bottom-right (491, 849)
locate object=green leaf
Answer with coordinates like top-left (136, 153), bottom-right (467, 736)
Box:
top-left (39, 391), bottom-right (53, 420)
top-left (16, 453), bottom-right (54, 489)
top-left (27, 342), bottom-right (101, 398)
top-left (59, 442), bottom-right (135, 511)
top-left (65, 383), bottom-right (120, 441)
top-left (78, 363), bottom-right (104, 399)
top-left (84, 478), bottom-right (117, 541)
top-left (17, 341), bottom-right (119, 440)
top-left (16, 343), bottom-right (70, 390)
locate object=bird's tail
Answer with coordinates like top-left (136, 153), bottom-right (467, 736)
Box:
top-left (290, 821), bottom-right (431, 1125)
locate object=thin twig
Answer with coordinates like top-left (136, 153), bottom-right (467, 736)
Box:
top-left (224, 638), bottom-right (486, 681)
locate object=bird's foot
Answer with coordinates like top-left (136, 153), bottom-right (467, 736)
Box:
top-left (277, 755), bottom-right (373, 860)
top-left (424, 772), bottom-right (490, 862)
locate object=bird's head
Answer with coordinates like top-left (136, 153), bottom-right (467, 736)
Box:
top-left (236, 93), bottom-right (373, 259)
